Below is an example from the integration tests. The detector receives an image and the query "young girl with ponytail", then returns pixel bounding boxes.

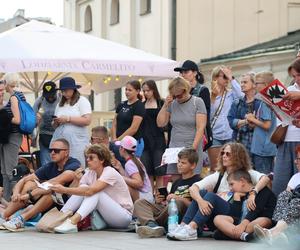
[114,136,153,203]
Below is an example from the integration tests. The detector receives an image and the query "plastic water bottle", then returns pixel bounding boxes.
[168,198,178,233]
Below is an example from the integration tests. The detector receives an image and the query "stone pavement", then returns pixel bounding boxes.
[0,228,293,250]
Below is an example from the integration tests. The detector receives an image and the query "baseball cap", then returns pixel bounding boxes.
[11,163,30,182]
[42,81,57,98]
[115,136,137,152]
[174,60,199,73]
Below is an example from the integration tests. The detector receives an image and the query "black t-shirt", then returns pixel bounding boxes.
[170,174,201,200]
[116,100,145,140]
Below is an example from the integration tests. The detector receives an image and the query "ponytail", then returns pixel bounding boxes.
[125,149,145,181]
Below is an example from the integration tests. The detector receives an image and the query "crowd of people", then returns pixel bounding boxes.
[0,56,299,247]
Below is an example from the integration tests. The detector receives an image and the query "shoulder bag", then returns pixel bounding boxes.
[270,125,288,145]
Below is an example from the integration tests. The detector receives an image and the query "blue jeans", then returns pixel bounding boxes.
[272,142,300,196]
[135,138,144,158]
[39,140,51,167]
[252,154,274,174]
[182,190,231,230]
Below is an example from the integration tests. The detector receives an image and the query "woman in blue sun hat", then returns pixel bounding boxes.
[51,77,92,167]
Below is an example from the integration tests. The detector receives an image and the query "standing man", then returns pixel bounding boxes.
[33,81,60,166]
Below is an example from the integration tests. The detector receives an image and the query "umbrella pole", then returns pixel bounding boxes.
[34,71,39,99]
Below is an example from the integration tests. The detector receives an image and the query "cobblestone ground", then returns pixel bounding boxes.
[0,228,295,250]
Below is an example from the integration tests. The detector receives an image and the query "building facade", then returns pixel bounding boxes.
[64,0,300,110]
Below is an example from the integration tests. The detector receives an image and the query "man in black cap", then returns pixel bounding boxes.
[33,81,60,167]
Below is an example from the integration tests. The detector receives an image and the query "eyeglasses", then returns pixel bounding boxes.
[86,155,97,161]
[50,148,68,154]
[255,82,266,85]
[295,158,300,161]
[221,151,231,157]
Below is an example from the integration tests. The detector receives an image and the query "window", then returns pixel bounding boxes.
[84,5,92,32]
[140,0,151,15]
[110,0,119,25]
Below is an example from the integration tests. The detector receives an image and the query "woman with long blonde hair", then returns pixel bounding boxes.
[208,66,243,172]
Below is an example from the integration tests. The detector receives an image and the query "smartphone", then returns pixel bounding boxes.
[52,115,57,119]
[81,170,85,175]
[158,187,168,198]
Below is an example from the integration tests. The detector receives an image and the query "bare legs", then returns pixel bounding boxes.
[208,147,221,172]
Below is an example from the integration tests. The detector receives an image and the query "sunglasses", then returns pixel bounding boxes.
[173,90,185,99]
[221,151,231,157]
[50,148,68,154]
[218,74,228,80]
[90,136,105,142]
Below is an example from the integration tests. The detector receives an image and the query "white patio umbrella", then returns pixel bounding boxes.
[0,20,179,97]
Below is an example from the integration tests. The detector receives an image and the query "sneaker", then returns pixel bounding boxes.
[0,217,6,230]
[136,221,165,238]
[3,216,25,232]
[172,224,198,241]
[54,218,78,234]
[166,224,184,240]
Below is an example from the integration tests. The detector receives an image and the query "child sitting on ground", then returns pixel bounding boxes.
[213,170,277,241]
[134,148,200,238]
[113,136,153,203]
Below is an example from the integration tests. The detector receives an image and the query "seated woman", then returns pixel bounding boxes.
[168,142,270,241]
[254,145,300,244]
[113,136,153,203]
[50,144,133,234]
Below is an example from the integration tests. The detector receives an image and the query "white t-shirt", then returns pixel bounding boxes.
[55,96,91,117]
[194,169,265,193]
[287,172,300,190]
[279,83,300,142]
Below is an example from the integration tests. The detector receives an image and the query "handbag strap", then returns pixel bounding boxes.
[213,173,223,193]
[211,90,227,129]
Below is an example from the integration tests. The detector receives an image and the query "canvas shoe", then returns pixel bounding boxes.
[172,224,198,241]
[54,218,78,234]
[254,224,288,245]
[3,215,25,232]
[136,221,165,238]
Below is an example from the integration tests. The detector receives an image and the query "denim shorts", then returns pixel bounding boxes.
[210,138,232,148]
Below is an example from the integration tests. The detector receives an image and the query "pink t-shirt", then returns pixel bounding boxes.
[80,167,133,213]
[125,159,152,193]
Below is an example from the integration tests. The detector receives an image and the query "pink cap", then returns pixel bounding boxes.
[115,136,137,152]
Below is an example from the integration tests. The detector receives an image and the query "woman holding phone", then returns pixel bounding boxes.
[52,77,92,167]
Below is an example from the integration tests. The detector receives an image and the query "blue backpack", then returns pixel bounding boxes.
[14,94,36,134]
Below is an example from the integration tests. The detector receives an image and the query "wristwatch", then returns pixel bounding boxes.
[249,188,257,196]
[27,190,35,203]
